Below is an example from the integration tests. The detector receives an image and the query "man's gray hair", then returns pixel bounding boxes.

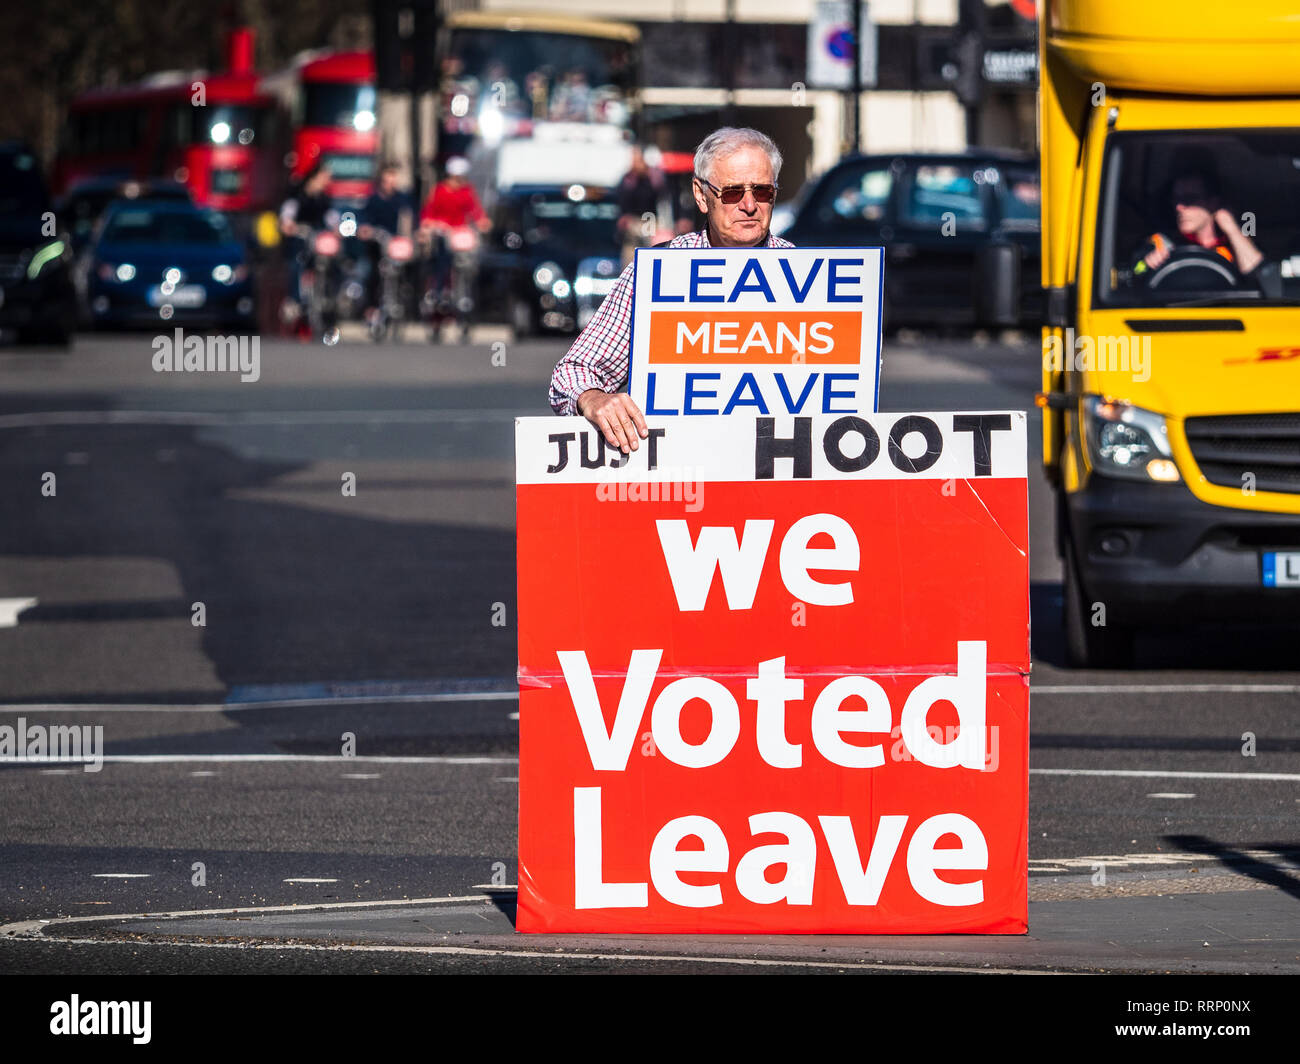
[694,127,783,185]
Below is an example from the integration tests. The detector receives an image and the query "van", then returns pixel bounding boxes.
[1038,0,1300,665]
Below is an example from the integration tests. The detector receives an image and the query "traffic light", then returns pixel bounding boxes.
[954,31,984,109]
[373,0,440,92]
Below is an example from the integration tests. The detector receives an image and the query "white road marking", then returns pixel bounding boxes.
[0,409,525,430]
[5,683,1297,712]
[188,771,217,777]
[92,873,151,879]
[6,759,1289,778]
[0,894,494,938]
[0,754,518,766]
[470,884,518,890]
[1031,768,1300,782]
[1029,850,1278,871]
[1146,792,1197,799]
[1033,683,1300,694]
[494,776,518,783]
[0,693,518,713]
[5,934,1057,974]
[227,691,519,709]
[341,773,382,779]
[0,598,37,627]
[283,879,338,884]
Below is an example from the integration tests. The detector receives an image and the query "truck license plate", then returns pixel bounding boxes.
[1262,551,1300,587]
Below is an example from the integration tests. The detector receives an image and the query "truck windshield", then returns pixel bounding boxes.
[1095,131,1300,308]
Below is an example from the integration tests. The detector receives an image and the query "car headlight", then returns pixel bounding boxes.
[27,240,67,280]
[211,264,247,284]
[97,262,135,283]
[533,261,562,290]
[1083,396,1181,482]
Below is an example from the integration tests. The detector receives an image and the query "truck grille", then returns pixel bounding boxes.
[1184,413,1300,494]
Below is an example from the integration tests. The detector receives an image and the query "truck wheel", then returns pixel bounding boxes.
[1063,539,1134,669]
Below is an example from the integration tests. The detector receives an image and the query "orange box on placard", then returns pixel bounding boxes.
[647,311,862,364]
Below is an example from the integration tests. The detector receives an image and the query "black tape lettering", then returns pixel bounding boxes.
[755,417,813,479]
[646,427,666,470]
[580,431,606,469]
[952,413,1013,477]
[546,432,575,473]
[823,415,881,472]
[887,416,943,473]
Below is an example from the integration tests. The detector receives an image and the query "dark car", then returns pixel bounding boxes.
[478,185,622,336]
[85,200,255,329]
[0,142,77,345]
[778,151,1042,329]
[56,177,192,253]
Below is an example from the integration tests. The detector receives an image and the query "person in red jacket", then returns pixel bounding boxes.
[419,156,491,314]
[419,156,490,234]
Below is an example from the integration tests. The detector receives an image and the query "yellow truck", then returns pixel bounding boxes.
[1037,0,1300,665]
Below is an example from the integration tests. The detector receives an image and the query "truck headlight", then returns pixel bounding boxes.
[1083,396,1181,482]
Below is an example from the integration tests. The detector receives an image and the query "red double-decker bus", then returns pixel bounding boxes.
[52,29,285,214]
[289,51,377,204]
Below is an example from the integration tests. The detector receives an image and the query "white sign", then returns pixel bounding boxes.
[628,246,884,417]
[807,0,877,90]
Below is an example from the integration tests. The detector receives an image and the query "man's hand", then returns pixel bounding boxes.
[1214,208,1264,274]
[1143,238,1171,270]
[577,389,648,454]
[1213,208,1239,235]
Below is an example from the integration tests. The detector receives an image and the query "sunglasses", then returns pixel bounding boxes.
[695,176,778,204]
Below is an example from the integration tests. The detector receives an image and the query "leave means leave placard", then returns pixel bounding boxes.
[628,247,884,417]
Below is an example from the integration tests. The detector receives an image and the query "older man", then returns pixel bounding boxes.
[549,127,793,453]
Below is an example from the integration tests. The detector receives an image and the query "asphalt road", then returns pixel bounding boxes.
[0,328,1297,977]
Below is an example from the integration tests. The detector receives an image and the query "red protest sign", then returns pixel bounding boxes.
[516,413,1029,933]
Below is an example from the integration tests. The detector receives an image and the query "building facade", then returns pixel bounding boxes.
[474,0,1038,194]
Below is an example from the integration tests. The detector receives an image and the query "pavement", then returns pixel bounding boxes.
[6,863,1298,974]
[1,331,1297,977]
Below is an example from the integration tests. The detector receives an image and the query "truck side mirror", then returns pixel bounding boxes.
[976,242,1021,327]
[1255,260,1284,300]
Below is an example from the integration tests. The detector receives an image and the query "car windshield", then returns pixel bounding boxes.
[191,105,265,147]
[899,163,990,230]
[524,197,619,248]
[101,208,234,245]
[443,29,635,126]
[1096,131,1300,308]
[1000,165,1040,230]
[303,82,377,131]
[817,164,893,225]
